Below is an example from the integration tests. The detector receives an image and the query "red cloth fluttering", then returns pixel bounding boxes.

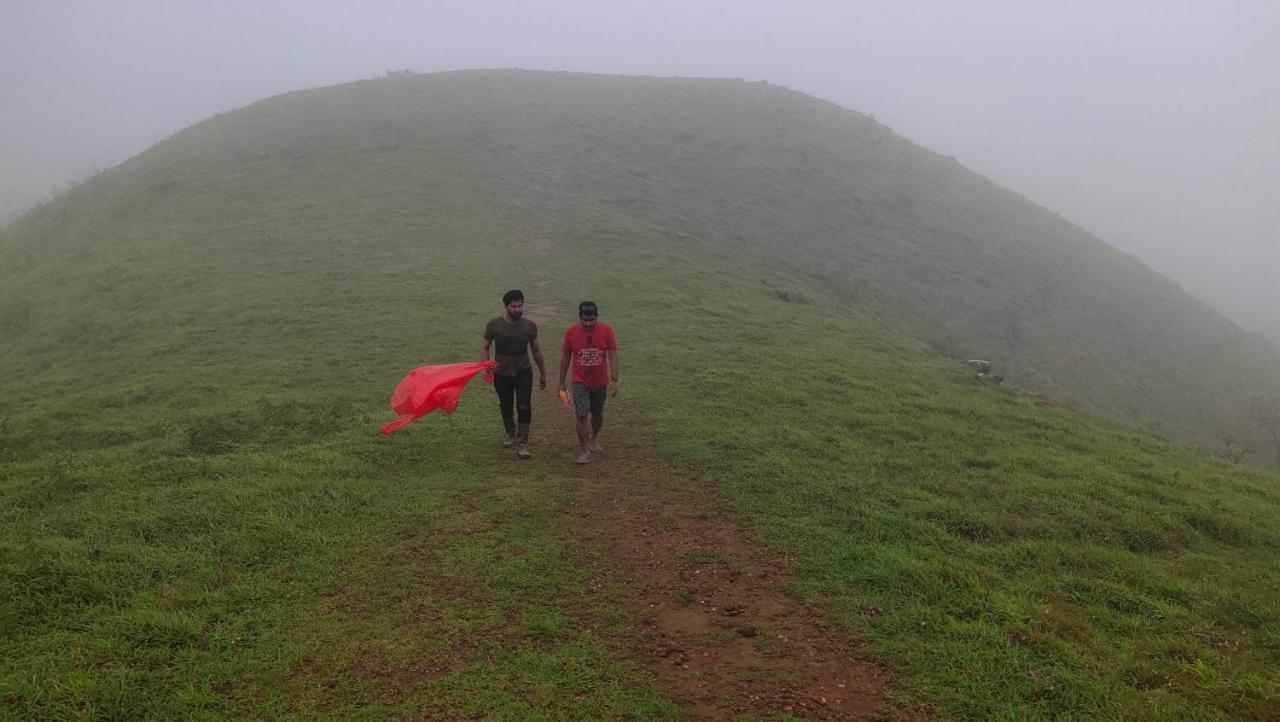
[381,361,498,435]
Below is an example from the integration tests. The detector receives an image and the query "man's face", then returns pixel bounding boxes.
[579,313,598,331]
[506,300,524,320]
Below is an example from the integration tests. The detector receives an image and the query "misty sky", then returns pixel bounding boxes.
[3,1,1277,340]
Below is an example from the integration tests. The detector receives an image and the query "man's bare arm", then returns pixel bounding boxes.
[558,348,572,390]
[608,349,620,396]
[480,337,491,363]
[530,338,548,389]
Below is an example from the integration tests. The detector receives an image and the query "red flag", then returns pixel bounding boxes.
[381,361,498,435]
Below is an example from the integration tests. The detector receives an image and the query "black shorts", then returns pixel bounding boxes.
[572,383,606,418]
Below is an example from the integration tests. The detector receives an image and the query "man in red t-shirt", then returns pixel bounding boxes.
[557,301,620,464]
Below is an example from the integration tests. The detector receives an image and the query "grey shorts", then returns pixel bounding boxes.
[572,383,607,418]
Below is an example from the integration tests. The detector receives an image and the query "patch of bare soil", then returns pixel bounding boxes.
[541,403,890,720]
[511,163,888,717]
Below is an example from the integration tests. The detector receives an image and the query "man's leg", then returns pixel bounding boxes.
[515,368,533,458]
[494,374,516,445]
[572,383,592,463]
[576,416,592,450]
[588,387,605,452]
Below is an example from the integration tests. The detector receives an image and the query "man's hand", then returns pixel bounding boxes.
[539,372,547,391]
[609,378,619,398]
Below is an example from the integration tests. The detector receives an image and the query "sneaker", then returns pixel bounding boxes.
[575,451,591,465]
[503,432,515,448]
[588,438,603,453]
[516,444,531,459]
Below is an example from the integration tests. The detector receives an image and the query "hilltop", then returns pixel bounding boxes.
[5,70,1280,455]
[2,70,1278,719]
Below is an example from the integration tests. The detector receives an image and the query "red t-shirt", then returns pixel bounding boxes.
[562,322,618,388]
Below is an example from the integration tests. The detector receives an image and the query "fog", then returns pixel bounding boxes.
[3,1,1277,340]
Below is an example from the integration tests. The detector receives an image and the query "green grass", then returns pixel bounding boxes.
[2,428,678,719]
[573,239,1280,719]
[1,220,678,719]
[6,71,1280,454]
[3,69,1280,720]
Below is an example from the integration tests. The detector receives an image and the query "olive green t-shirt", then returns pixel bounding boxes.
[484,316,538,376]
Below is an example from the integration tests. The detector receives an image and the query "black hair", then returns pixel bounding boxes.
[502,289,524,305]
[578,301,598,317]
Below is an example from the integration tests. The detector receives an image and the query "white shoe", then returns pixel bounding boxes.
[588,438,603,453]
[575,451,591,464]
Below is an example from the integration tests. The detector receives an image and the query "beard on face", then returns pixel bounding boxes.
[508,310,523,320]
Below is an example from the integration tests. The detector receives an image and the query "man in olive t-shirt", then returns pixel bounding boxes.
[481,289,546,458]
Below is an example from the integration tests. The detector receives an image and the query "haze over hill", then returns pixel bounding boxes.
[6,69,1276,458]
[3,70,1280,719]
[4,3,1279,346]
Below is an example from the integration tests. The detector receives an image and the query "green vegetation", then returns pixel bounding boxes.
[579,244,1280,719]
[1,228,677,719]
[3,70,1279,719]
[9,70,1279,453]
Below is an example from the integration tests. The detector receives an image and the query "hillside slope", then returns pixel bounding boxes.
[2,70,1279,719]
[4,70,1278,453]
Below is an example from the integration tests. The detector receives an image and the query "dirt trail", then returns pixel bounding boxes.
[510,132,888,719]
[527,403,888,721]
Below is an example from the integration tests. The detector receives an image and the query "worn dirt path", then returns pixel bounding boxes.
[542,406,886,720]
[512,134,888,719]
[521,328,888,721]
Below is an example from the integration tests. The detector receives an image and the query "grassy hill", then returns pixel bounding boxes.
[7,71,1278,458]
[2,70,1279,719]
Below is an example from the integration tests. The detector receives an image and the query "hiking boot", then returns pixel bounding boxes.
[575,451,591,465]
[517,444,531,459]
[502,432,515,448]
[588,438,603,453]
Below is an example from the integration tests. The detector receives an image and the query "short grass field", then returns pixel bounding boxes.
[1,225,681,720]
[3,71,1280,720]
[575,237,1280,719]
